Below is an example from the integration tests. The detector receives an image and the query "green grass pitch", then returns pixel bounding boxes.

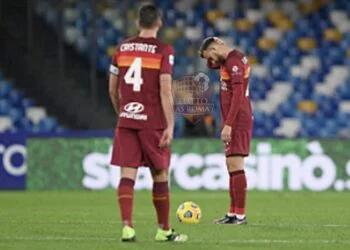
[1,191,350,250]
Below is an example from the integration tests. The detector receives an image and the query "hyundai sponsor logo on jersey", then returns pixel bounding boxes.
[0,133,26,189]
[119,102,148,120]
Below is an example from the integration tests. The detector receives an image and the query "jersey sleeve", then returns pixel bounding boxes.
[109,45,120,76]
[224,55,245,126]
[160,45,174,74]
[227,56,244,84]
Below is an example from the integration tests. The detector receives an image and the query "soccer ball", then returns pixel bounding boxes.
[176,201,202,224]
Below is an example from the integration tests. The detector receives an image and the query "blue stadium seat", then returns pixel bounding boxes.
[309,68,325,84]
[21,98,35,109]
[96,17,111,30]
[294,83,313,99]
[0,99,11,115]
[325,119,338,133]
[304,119,319,136]
[279,102,297,117]
[39,117,58,132]
[255,19,269,33]
[8,108,23,125]
[253,112,266,128]
[75,17,89,36]
[19,118,34,132]
[253,127,266,137]
[9,90,24,106]
[0,81,12,98]
[1,67,63,133]
[97,55,111,72]
[97,36,109,54]
[271,65,289,81]
[104,27,121,45]
[328,47,345,65]
[313,114,326,128]
[317,98,338,118]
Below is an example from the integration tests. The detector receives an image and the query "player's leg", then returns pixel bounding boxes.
[111,127,143,241]
[214,130,250,225]
[150,168,188,242]
[139,129,188,242]
[150,168,170,231]
[227,156,247,224]
[118,167,137,241]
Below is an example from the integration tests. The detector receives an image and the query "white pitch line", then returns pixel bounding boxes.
[3,220,350,228]
[56,220,150,224]
[3,220,149,225]
[0,236,116,242]
[1,236,350,245]
[249,223,350,228]
[228,239,350,244]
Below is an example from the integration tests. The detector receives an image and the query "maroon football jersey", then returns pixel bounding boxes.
[110,36,174,129]
[214,50,253,131]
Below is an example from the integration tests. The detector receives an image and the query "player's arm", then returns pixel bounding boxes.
[225,58,245,127]
[109,50,120,115]
[160,74,174,130]
[109,74,119,115]
[159,45,175,148]
[221,57,245,142]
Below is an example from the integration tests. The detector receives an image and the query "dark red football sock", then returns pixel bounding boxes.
[152,181,170,230]
[229,170,247,216]
[229,173,236,214]
[117,178,135,227]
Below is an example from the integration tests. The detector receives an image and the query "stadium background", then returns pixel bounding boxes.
[0,0,350,249]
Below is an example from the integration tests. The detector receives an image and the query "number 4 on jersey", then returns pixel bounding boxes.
[124,57,143,92]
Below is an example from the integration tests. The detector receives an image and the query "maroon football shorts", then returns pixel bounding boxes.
[225,130,252,157]
[111,127,170,169]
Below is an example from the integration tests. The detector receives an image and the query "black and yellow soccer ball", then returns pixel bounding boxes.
[176,201,202,224]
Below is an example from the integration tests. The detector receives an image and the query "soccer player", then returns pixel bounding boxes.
[199,37,253,224]
[109,4,187,242]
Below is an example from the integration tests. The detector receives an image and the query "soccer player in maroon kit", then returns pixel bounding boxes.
[109,4,187,242]
[199,37,253,224]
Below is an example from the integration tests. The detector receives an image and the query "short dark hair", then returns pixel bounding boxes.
[199,37,216,58]
[138,4,162,29]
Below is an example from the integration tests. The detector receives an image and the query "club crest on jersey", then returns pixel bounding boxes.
[232,65,239,72]
[120,102,148,120]
[232,65,242,77]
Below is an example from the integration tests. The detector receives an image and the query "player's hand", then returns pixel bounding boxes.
[221,125,232,143]
[208,59,220,68]
[159,127,174,148]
